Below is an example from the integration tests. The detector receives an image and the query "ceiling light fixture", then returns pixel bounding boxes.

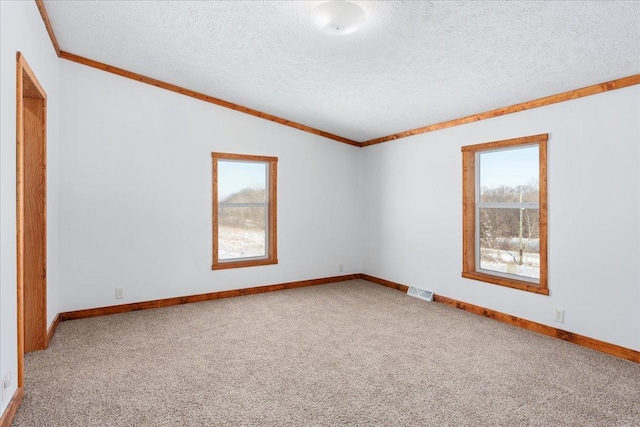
[312,1,367,36]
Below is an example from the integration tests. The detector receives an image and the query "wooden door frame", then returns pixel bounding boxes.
[16,52,48,388]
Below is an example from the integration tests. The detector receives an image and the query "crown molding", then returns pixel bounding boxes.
[361,74,640,146]
[32,0,640,148]
[35,0,60,57]
[60,51,360,146]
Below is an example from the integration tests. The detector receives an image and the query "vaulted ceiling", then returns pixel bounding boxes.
[45,1,640,143]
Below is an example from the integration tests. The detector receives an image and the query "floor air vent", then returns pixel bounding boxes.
[407,286,434,302]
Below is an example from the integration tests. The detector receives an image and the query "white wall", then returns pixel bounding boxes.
[0,0,60,415]
[58,60,363,312]
[362,85,640,351]
[48,57,640,353]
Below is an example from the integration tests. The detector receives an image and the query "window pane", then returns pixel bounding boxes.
[218,161,266,203]
[479,146,539,203]
[479,208,540,280]
[218,206,266,260]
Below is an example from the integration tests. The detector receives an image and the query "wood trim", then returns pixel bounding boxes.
[59,274,360,321]
[16,53,47,100]
[461,150,475,274]
[461,272,549,296]
[46,313,61,345]
[361,74,640,147]
[16,52,48,391]
[34,0,61,57]
[22,96,48,351]
[433,294,640,364]
[37,273,640,365]
[358,274,409,292]
[360,274,640,364]
[0,387,24,427]
[15,52,25,392]
[460,133,548,152]
[55,53,640,150]
[211,152,278,270]
[212,154,219,267]
[538,140,548,291]
[35,0,640,149]
[59,51,359,146]
[270,160,278,264]
[461,133,548,295]
[211,152,279,163]
[211,258,278,270]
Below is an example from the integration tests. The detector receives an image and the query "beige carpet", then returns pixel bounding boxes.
[13,279,640,426]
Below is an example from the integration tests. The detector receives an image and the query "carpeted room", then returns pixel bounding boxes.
[12,281,640,426]
[1,1,640,426]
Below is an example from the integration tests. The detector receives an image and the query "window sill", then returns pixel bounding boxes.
[212,258,278,270]
[461,271,549,295]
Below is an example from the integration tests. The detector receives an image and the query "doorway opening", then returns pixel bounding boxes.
[16,52,48,388]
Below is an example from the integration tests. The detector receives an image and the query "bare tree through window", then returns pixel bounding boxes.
[462,134,548,295]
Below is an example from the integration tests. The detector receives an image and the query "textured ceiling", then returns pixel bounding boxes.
[45,1,640,143]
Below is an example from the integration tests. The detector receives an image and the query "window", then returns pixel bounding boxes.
[461,134,548,295]
[212,152,278,269]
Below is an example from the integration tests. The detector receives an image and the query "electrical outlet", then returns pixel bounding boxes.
[554,308,565,323]
[339,263,344,273]
[2,372,11,402]
[115,287,124,300]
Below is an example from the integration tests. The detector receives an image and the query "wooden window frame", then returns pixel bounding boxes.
[461,134,548,295]
[212,152,278,270]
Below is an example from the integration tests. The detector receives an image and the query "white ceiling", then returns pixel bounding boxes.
[45,1,640,143]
